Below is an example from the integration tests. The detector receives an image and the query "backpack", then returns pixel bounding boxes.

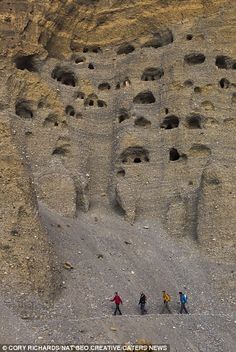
[164,293,170,302]
[140,294,146,304]
[182,294,188,304]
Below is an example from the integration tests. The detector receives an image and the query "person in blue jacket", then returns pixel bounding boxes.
[179,292,189,314]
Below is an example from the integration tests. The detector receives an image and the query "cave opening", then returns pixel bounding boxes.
[161,115,179,129]
[84,94,98,107]
[117,43,135,55]
[194,87,202,93]
[117,168,125,177]
[133,91,156,104]
[215,55,236,69]
[141,67,164,81]
[169,148,180,161]
[15,101,33,119]
[83,46,102,53]
[134,158,142,163]
[219,78,230,88]
[186,115,202,129]
[184,53,206,65]
[75,56,85,64]
[52,146,69,156]
[118,109,130,123]
[65,105,75,116]
[76,91,85,99]
[97,100,107,107]
[51,66,77,86]
[15,54,38,72]
[98,82,111,90]
[43,113,59,127]
[134,116,151,127]
[120,146,150,164]
[184,80,194,87]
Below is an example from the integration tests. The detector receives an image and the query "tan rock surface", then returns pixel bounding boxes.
[0,0,235,346]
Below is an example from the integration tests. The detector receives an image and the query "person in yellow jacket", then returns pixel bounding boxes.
[160,290,172,313]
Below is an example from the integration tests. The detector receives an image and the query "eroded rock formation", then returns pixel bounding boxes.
[0,0,235,299]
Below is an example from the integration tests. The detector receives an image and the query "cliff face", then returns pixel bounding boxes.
[0,0,235,296]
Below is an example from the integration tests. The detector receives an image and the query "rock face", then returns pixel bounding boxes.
[0,114,60,298]
[0,0,235,300]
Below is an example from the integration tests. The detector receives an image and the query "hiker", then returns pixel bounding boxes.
[179,292,189,314]
[160,290,171,313]
[111,292,122,315]
[139,292,147,314]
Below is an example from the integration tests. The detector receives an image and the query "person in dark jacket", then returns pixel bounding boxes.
[111,292,123,315]
[179,292,189,314]
[139,292,147,314]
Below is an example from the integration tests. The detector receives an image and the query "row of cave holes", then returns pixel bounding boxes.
[71,29,174,56]
[13,100,221,129]
[72,31,210,56]
[13,40,235,73]
[66,91,157,114]
[184,78,236,90]
[50,54,236,89]
[51,144,210,163]
[117,144,211,169]
[184,54,236,68]
[118,111,203,129]
[50,65,164,89]
[73,31,215,56]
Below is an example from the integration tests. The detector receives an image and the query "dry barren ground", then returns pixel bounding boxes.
[0,203,235,351]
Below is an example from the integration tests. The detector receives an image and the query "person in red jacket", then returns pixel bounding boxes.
[111,292,123,315]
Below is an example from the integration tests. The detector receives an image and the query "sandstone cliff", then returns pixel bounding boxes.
[0,0,235,301]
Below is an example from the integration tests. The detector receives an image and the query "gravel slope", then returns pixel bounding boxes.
[0,204,235,351]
